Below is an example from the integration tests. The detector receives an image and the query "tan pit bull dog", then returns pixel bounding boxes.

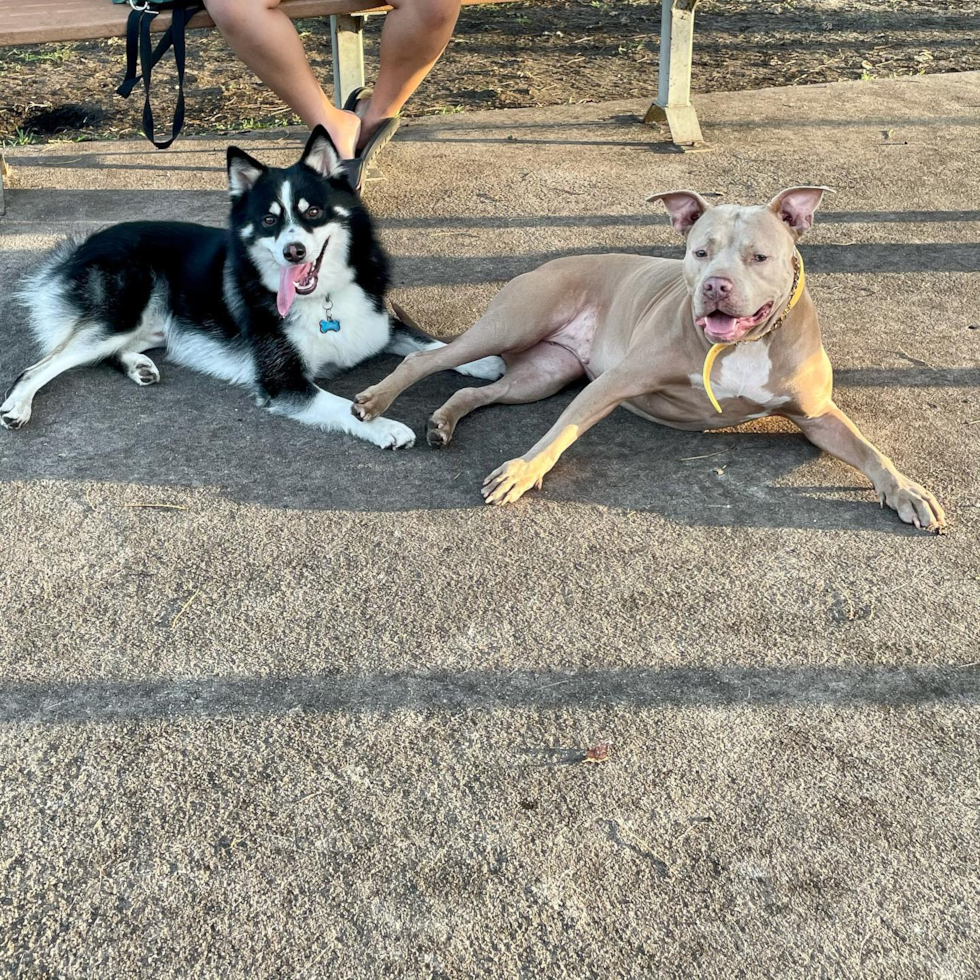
[352,186,945,530]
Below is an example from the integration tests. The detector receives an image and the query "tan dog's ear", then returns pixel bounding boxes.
[767,186,834,238]
[646,190,712,235]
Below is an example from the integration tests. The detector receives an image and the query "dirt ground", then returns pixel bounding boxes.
[1,0,978,144]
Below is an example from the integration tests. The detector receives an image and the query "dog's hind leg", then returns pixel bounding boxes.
[385,305,505,383]
[356,279,566,423]
[427,342,584,448]
[357,329,502,422]
[1,326,133,429]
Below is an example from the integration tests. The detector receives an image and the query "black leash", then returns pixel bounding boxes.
[116,1,203,150]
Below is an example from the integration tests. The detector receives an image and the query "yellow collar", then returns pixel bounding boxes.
[701,250,806,414]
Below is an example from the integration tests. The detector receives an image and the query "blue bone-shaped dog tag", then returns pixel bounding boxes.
[319,319,341,333]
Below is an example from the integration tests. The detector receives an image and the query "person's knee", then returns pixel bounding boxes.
[389,0,460,33]
[206,0,280,32]
[425,0,462,32]
[205,0,246,31]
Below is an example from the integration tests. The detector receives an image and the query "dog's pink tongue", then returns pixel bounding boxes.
[705,313,739,339]
[277,263,308,317]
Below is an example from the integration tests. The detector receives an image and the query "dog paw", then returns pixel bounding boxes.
[0,397,31,430]
[351,386,393,422]
[126,354,160,386]
[456,355,505,381]
[481,456,549,505]
[426,413,457,448]
[880,478,946,531]
[365,417,415,450]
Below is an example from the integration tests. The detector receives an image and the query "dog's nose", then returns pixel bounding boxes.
[702,276,734,297]
[283,242,306,262]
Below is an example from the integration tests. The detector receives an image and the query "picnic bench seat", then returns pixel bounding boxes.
[0,0,705,214]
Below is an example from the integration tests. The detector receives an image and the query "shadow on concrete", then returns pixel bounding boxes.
[0,225,973,527]
[389,244,980,285]
[6,184,980,226]
[2,665,977,725]
[3,218,978,280]
[392,210,980,228]
[834,367,980,387]
[0,348,961,531]
[3,136,669,174]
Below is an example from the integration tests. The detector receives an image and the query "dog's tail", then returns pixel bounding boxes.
[390,301,438,341]
[387,301,443,355]
[14,235,86,354]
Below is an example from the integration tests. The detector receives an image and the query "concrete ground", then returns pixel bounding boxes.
[0,72,978,978]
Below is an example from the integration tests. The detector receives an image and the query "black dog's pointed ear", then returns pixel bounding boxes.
[227,147,267,198]
[301,125,344,179]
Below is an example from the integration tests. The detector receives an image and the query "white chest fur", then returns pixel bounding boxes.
[688,337,790,409]
[284,283,391,376]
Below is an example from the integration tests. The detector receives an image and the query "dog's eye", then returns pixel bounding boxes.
[755,253,768,263]
[306,206,321,219]
[262,214,277,227]
[694,249,708,259]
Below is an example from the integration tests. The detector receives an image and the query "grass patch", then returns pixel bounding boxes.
[1,128,37,147]
[5,44,76,64]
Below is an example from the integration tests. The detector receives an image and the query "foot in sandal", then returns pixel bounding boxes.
[327,107,363,160]
[340,86,400,194]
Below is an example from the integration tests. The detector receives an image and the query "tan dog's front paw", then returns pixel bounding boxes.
[351,386,393,422]
[482,457,549,505]
[880,478,946,531]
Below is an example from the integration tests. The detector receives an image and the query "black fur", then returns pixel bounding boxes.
[57,220,238,339]
[5,127,496,443]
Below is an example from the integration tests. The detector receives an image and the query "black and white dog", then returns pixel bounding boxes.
[1,126,503,446]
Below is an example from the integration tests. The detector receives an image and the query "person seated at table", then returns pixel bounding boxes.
[204,0,460,187]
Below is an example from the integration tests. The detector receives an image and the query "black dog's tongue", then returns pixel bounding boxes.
[278,263,312,317]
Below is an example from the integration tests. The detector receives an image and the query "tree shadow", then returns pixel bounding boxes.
[0,343,954,535]
[2,664,977,726]
[0,219,970,532]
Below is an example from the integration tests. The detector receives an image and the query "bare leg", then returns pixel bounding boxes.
[791,402,945,529]
[428,342,583,447]
[205,0,361,158]
[482,366,649,505]
[357,0,462,147]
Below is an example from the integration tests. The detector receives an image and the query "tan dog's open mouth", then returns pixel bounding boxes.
[696,302,773,343]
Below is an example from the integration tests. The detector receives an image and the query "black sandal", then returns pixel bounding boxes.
[342,86,372,115]
[341,116,401,194]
